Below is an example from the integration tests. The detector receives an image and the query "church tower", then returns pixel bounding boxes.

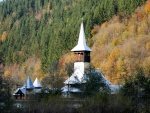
[71,22,92,74]
[62,22,121,96]
[62,22,92,96]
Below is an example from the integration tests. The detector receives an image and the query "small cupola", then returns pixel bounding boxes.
[33,78,42,88]
[22,76,34,90]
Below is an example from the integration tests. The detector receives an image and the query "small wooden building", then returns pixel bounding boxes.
[13,77,43,100]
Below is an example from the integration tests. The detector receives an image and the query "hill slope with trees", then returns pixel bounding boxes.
[91,1,150,84]
[0,0,147,85]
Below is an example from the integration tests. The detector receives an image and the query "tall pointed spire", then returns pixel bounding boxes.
[71,22,92,52]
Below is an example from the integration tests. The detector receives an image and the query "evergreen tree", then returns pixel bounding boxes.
[0,0,147,73]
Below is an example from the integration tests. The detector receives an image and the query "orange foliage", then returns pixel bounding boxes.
[145,0,150,14]
[101,48,120,80]
[58,52,74,69]
[3,63,21,81]
[1,31,6,42]
[100,21,108,29]
[3,56,46,85]
[59,58,65,67]
[90,1,150,84]
[137,12,144,20]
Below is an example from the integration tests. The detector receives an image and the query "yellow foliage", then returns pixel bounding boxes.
[122,30,129,40]
[1,31,6,42]
[116,73,121,79]
[143,57,150,76]
[58,52,74,69]
[96,35,107,45]
[33,70,44,80]
[64,6,68,11]
[102,48,121,79]
[47,3,51,11]
[90,1,150,84]
[34,60,41,71]
[137,18,149,34]
[128,25,135,35]
[146,41,150,50]
[112,38,120,46]
[108,48,120,62]
[117,58,124,71]
[91,25,100,35]
[4,70,11,77]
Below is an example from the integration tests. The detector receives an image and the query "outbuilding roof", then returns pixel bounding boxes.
[13,88,26,95]
[33,78,42,88]
[22,76,34,90]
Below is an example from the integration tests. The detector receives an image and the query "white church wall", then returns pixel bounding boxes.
[74,62,90,74]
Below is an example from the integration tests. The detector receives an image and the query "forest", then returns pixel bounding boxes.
[0,0,148,85]
[1,0,150,112]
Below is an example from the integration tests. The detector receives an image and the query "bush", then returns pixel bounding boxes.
[79,92,133,113]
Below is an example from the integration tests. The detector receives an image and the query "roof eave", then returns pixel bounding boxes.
[71,45,92,52]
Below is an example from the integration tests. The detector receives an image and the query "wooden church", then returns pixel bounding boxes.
[13,76,43,100]
[61,22,92,97]
[61,22,121,97]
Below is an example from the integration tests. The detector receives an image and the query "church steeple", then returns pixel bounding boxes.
[71,22,92,63]
[71,22,92,52]
[61,21,93,96]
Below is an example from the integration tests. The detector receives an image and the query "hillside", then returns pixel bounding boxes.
[62,1,150,84]
[91,1,150,84]
[61,1,150,84]
[0,0,147,85]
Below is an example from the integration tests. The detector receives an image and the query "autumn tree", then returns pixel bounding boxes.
[145,0,150,14]
[80,68,109,97]
[0,0,147,86]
